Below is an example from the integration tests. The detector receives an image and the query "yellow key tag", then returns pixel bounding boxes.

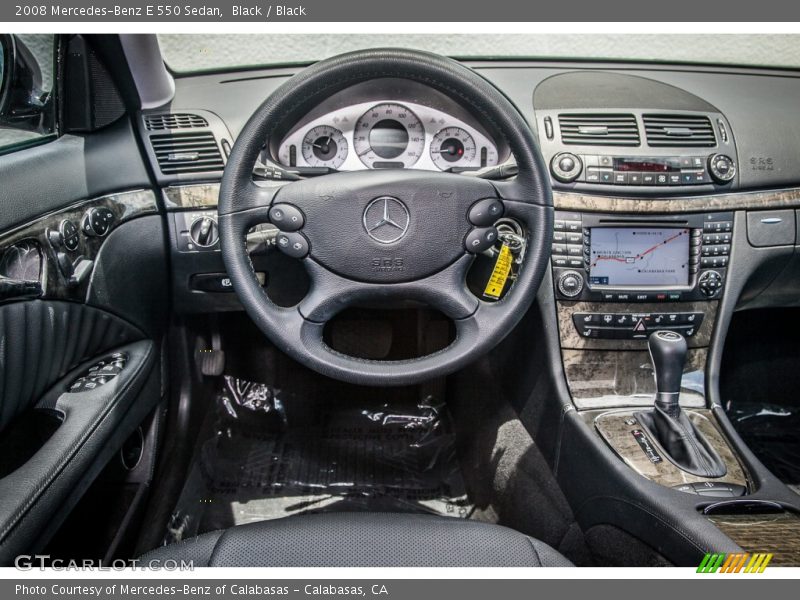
[483,244,513,300]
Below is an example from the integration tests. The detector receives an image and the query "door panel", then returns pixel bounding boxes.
[0,36,168,562]
[0,300,143,431]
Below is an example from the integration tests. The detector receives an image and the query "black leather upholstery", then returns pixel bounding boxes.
[635,405,727,478]
[0,338,159,564]
[0,300,142,432]
[141,513,574,567]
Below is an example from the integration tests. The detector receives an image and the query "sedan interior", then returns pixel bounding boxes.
[0,33,799,568]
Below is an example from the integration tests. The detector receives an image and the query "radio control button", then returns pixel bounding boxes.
[567,258,584,268]
[701,256,729,268]
[565,220,582,232]
[557,271,584,298]
[553,231,567,243]
[699,270,723,298]
[550,152,583,183]
[708,154,736,183]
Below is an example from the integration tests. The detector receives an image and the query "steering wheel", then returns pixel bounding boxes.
[219,49,552,386]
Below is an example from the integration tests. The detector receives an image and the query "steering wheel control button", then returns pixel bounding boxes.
[82,207,115,237]
[708,154,736,183]
[269,204,305,231]
[276,232,310,258]
[468,198,505,226]
[557,270,584,298]
[189,216,220,248]
[550,152,583,183]
[465,227,499,254]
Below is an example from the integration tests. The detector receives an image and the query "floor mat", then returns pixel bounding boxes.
[165,376,473,544]
[728,402,800,495]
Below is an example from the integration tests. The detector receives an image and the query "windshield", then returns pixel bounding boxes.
[158,34,800,73]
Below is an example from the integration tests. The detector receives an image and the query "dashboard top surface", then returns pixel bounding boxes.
[159,59,800,192]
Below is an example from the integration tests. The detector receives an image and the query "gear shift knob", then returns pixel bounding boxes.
[648,330,687,414]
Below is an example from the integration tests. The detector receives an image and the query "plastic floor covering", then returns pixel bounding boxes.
[165,376,473,543]
[728,402,800,496]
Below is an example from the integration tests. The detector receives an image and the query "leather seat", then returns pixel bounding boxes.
[140,512,573,567]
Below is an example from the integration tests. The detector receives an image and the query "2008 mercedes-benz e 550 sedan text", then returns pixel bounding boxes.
[0,33,798,567]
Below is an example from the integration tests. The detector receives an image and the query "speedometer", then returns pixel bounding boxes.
[300,125,348,169]
[430,127,477,170]
[353,103,424,168]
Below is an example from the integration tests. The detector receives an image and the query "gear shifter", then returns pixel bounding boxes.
[650,330,687,417]
[635,331,727,478]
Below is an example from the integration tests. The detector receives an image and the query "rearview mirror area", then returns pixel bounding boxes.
[0,34,55,151]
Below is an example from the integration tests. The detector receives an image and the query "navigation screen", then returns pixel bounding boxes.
[588,227,690,287]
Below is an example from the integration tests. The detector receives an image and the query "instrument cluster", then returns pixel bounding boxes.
[276,100,500,172]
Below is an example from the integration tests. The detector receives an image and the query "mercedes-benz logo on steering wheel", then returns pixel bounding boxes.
[363,197,410,244]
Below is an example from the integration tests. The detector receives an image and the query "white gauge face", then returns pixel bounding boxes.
[430,127,478,170]
[300,125,348,169]
[353,103,425,168]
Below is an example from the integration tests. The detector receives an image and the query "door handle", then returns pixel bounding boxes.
[0,277,42,301]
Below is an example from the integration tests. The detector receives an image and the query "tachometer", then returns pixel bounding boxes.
[353,103,424,168]
[301,125,348,169]
[430,127,478,170]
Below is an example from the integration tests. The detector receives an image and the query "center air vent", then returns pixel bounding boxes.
[643,114,716,147]
[150,131,225,175]
[558,114,640,146]
[144,113,209,131]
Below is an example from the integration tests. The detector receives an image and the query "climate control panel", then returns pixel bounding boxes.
[572,311,704,340]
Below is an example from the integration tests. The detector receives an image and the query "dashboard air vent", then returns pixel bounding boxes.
[150,131,224,174]
[558,114,640,146]
[144,113,209,131]
[643,114,716,147]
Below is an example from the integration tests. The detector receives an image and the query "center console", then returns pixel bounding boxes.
[550,207,742,493]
